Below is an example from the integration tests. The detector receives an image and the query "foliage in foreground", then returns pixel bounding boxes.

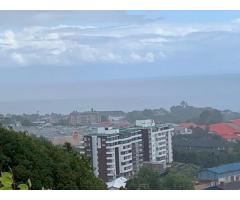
[0,127,106,190]
[0,171,31,190]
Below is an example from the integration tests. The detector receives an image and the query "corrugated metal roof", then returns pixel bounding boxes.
[207,162,240,174]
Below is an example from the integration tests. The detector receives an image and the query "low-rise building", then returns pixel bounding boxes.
[198,162,240,187]
[170,123,192,135]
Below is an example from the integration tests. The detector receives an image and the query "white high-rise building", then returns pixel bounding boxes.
[80,120,174,182]
[136,120,174,166]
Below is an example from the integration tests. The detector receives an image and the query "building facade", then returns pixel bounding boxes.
[83,127,143,182]
[69,110,101,126]
[198,162,240,187]
[81,120,174,182]
[136,120,174,166]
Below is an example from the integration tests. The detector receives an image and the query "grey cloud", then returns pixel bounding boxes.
[0,11,156,30]
[0,12,240,72]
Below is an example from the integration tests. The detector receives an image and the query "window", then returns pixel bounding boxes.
[121,160,132,165]
[124,166,132,171]
[124,155,131,160]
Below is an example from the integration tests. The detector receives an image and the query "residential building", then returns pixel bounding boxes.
[98,111,125,119]
[179,119,240,141]
[170,123,192,135]
[209,122,240,141]
[136,120,174,167]
[81,119,174,182]
[69,110,101,126]
[82,127,143,182]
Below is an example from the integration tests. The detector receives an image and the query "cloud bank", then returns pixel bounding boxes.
[0,11,240,77]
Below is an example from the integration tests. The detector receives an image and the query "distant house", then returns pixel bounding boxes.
[198,162,240,187]
[171,123,192,135]
[180,119,240,141]
[231,119,240,126]
[209,122,240,141]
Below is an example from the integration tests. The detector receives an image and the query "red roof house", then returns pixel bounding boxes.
[209,123,240,140]
[231,119,240,126]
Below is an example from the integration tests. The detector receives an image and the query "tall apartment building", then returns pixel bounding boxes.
[81,120,174,182]
[83,127,143,182]
[69,110,101,126]
[136,120,174,166]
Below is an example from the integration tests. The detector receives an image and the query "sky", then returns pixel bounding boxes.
[1,11,240,114]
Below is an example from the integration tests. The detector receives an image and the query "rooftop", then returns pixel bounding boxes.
[86,127,141,136]
[209,123,240,140]
[206,162,240,174]
[81,122,174,137]
[231,119,240,126]
[107,177,127,189]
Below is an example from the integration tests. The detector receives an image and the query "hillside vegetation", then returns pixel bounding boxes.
[0,127,106,190]
[126,101,240,124]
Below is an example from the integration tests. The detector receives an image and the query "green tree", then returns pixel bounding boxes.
[197,109,223,124]
[0,171,30,190]
[126,166,161,190]
[161,173,193,190]
[0,127,106,190]
[126,166,194,190]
